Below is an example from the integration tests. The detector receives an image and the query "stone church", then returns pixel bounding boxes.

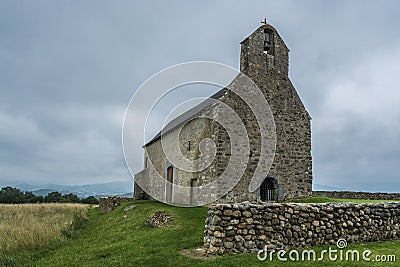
[134,23,312,204]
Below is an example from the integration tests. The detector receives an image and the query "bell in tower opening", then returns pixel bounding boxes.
[263,28,273,54]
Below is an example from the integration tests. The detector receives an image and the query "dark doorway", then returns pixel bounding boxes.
[190,178,197,206]
[260,177,277,202]
[166,166,173,203]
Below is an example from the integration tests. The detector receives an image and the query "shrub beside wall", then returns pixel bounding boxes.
[204,202,400,254]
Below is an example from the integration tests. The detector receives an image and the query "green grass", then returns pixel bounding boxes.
[4,200,400,266]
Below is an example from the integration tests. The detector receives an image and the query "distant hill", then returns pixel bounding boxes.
[1,181,133,198]
[312,183,343,191]
[30,188,55,196]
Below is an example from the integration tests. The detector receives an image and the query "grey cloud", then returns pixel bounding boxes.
[0,0,399,191]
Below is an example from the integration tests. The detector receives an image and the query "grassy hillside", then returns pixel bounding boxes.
[3,200,400,266]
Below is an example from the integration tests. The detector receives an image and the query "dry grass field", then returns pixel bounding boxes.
[0,203,90,255]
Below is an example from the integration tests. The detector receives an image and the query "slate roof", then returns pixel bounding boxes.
[144,88,227,146]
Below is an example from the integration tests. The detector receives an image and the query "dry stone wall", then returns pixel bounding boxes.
[204,202,400,254]
[99,197,135,213]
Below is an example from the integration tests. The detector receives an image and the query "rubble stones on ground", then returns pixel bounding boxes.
[147,210,173,228]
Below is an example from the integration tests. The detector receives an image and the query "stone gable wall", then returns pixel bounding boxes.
[238,24,313,201]
[204,202,400,254]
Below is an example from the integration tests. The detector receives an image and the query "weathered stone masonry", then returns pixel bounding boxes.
[204,202,400,254]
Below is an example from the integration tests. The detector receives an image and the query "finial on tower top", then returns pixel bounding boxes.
[261,18,267,25]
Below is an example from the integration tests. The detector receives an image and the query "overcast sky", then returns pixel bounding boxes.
[1,1,399,191]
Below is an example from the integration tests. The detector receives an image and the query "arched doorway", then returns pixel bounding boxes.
[190,178,197,206]
[166,166,173,203]
[260,177,278,202]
